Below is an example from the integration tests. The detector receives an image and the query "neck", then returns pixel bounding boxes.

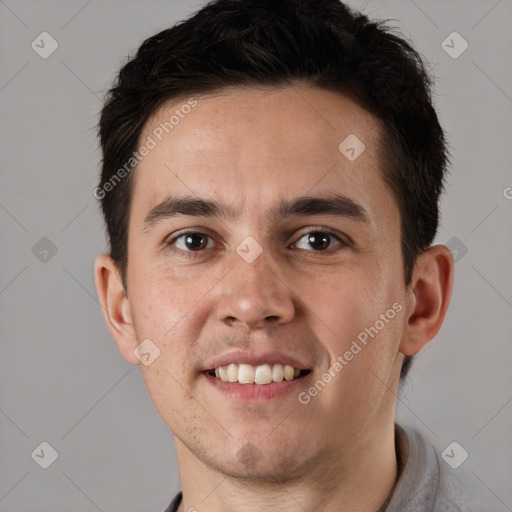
[175,415,398,512]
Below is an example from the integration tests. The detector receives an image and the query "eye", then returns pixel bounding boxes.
[166,228,347,256]
[293,230,345,251]
[168,231,215,252]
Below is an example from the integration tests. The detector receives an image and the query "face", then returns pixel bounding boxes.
[121,85,412,479]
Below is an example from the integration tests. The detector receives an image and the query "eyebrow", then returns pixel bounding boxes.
[143,194,370,230]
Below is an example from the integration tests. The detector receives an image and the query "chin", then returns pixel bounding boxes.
[199,444,315,483]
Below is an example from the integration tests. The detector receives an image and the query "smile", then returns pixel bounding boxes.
[206,363,311,385]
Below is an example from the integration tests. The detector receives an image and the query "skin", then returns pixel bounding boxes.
[95,84,454,512]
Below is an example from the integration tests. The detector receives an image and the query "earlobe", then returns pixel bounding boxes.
[94,253,140,365]
[399,245,454,356]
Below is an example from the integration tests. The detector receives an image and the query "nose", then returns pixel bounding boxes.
[215,246,296,330]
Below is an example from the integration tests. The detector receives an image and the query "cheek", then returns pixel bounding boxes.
[297,265,378,338]
[128,259,228,389]
[129,254,216,337]
[302,259,403,374]
[139,361,201,437]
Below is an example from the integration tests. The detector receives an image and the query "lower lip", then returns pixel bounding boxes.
[202,372,309,401]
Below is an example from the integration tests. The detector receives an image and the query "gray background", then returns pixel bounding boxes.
[0,0,511,511]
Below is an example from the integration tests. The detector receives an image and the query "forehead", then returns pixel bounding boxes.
[131,85,397,228]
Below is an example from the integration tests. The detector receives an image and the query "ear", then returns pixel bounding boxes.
[94,253,140,364]
[399,244,454,356]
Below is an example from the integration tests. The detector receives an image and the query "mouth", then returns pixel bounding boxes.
[201,351,314,401]
[204,363,312,385]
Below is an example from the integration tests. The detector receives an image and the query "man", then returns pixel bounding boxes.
[93,1,480,510]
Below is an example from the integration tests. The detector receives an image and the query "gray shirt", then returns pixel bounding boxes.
[163,424,485,512]
[385,424,482,511]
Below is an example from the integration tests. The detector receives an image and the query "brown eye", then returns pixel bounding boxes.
[184,233,208,250]
[170,232,214,252]
[294,231,344,251]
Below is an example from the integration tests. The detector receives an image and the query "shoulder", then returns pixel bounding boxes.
[386,425,491,512]
[162,491,182,512]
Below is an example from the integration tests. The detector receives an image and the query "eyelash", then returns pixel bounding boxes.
[165,228,349,258]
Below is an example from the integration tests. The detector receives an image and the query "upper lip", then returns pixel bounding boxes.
[202,350,312,371]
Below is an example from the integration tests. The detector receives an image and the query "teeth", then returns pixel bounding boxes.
[227,363,238,382]
[238,364,255,384]
[254,364,272,384]
[210,363,305,385]
[218,366,228,382]
[272,364,284,382]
